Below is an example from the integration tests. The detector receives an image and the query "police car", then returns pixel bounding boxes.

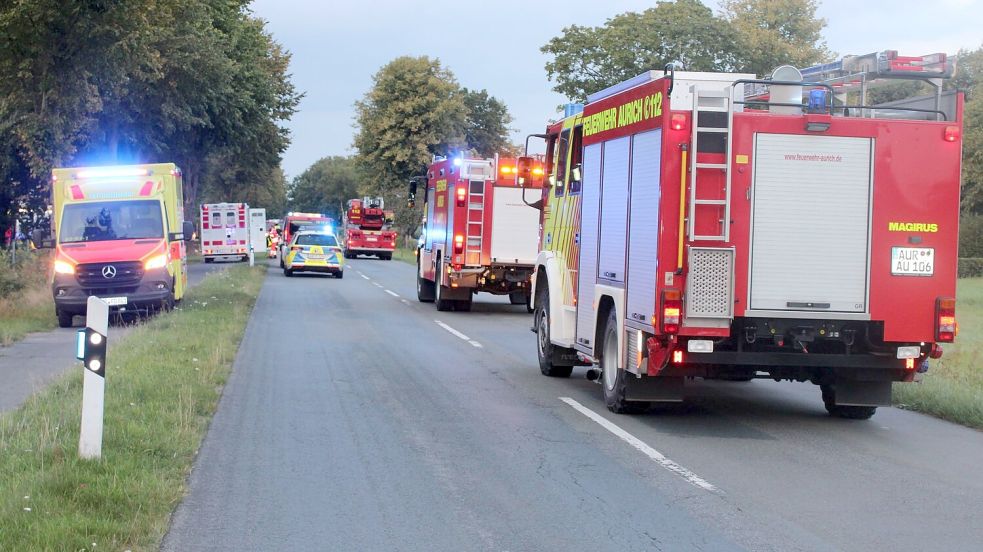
[283,230,344,278]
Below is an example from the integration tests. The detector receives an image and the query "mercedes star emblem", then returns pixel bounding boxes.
[102,265,117,279]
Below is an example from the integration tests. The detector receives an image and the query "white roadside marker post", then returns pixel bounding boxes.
[78,296,108,460]
[248,244,255,266]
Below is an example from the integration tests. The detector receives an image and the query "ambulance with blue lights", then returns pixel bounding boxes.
[525,51,962,419]
[47,163,194,327]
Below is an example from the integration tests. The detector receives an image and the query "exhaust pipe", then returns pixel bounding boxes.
[585,368,600,381]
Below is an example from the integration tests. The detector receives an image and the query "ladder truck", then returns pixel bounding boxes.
[343,196,397,260]
[524,51,962,419]
[410,154,544,312]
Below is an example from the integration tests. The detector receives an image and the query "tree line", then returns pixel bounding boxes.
[0,0,300,239]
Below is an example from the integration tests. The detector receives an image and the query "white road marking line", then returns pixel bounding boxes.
[559,397,720,493]
[400,299,410,304]
[373,282,383,288]
[435,320,470,341]
[469,340,483,348]
[360,274,370,280]
[385,290,399,297]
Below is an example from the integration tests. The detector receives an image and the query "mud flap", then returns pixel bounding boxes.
[834,380,892,407]
[625,375,685,403]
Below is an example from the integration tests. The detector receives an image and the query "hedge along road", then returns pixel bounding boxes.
[163,257,983,552]
[0,259,232,414]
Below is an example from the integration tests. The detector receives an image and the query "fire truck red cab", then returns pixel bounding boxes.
[413,154,544,311]
[529,52,962,419]
[277,212,334,267]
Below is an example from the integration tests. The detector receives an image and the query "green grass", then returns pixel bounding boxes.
[0,264,266,550]
[893,278,983,429]
[391,247,417,265]
[0,251,57,345]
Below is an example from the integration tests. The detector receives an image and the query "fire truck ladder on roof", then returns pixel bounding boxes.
[688,88,733,242]
[466,182,484,266]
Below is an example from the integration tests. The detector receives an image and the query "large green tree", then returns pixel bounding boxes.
[462,88,513,157]
[721,0,831,77]
[542,0,830,102]
[288,157,362,220]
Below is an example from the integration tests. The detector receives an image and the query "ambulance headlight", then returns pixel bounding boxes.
[144,254,168,270]
[54,259,75,274]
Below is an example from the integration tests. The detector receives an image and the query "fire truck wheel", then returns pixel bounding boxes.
[417,258,435,302]
[435,261,454,311]
[602,309,648,414]
[509,291,529,306]
[821,384,877,419]
[56,309,74,328]
[536,290,573,378]
[383,253,392,261]
[455,298,472,312]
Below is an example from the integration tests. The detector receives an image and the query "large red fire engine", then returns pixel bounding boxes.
[411,154,544,311]
[343,196,397,260]
[525,51,962,419]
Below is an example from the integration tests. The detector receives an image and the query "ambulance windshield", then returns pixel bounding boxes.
[60,200,164,243]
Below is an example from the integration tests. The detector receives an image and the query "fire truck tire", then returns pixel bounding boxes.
[455,298,472,312]
[382,253,392,261]
[509,291,529,306]
[535,290,573,378]
[821,384,877,420]
[417,259,435,302]
[435,261,454,311]
[602,309,648,414]
[56,309,74,328]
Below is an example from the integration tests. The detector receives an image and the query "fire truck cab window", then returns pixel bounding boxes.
[569,126,584,195]
[555,129,570,197]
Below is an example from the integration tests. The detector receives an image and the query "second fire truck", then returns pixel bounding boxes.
[411,155,543,311]
[343,196,397,260]
[524,51,962,419]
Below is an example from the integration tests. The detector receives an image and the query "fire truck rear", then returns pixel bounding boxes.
[528,51,962,419]
[343,196,397,260]
[412,155,543,312]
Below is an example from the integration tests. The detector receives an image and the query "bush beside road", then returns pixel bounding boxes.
[0,264,265,550]
[0,251,56,346]
[894,278,983,429]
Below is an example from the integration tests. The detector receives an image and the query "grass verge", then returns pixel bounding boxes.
[894,277,983,429]
[0,251,56,346]
[0,264,266,550]
[391,247,416,265]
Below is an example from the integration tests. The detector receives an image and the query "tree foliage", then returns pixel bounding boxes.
[288,157,362,220]
[0,0,300,237]
[542,0,830,101]
[462,88,513,157]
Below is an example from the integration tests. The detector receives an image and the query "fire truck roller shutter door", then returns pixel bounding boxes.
[597,136,630,284]
[576,143,604,349]
[626,129,663,331]
[749,134,873,314]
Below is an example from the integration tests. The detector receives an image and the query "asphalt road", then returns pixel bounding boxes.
[0,259,228,414]
[163,257,983,552]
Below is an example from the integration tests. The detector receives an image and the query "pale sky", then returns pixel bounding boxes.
[249,0,983,179]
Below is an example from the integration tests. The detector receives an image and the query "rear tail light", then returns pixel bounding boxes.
[670,113,687,131]
[456,186,466,207]
[905,358,916,371]
[454,234,464,254]
[661,290,681,335]
[936,297,956,342]
[672,350,684,364]
[944,126,960,142]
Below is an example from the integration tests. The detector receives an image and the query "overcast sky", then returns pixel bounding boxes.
[249,0,983,179]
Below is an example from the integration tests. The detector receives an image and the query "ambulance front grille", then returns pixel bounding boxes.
[686,248,734,319]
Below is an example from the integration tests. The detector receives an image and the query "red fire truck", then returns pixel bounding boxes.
[411,155,544,311]
[343,196,397,260]
[526,51,962,419]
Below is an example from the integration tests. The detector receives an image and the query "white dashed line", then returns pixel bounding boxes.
[400,299,409,304]
[435,320,471,341]
[385,290,399,298]
[559,397,720,493]
[360,274,370,280]
[373,282,383,288]
[469,340,483,348]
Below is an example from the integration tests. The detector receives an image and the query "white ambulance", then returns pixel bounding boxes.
[200,202,250,263]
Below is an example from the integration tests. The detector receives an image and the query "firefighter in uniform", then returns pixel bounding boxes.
[267,224,280,258]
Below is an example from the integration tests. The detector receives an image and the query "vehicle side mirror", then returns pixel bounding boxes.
[516,156,545,188]
[571,164,582,185]
[407,180,418,208]
[30,229,52,249]
[183,220,195,241]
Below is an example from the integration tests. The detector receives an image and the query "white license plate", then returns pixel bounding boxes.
[891,247,934,276]
[306,254,325,260]
[367,236,377,241]
[99,296,128,306]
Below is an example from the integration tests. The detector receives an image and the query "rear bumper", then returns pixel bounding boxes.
[348,247,394,253]
[289,263,341,273]
[52,267,173,314]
